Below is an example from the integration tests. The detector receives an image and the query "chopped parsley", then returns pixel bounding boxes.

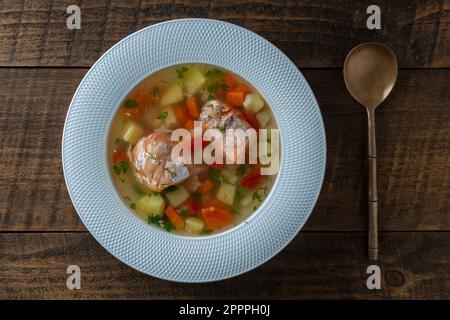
[218,126,225,133]
[201,229,213,235]
[165,167,176,178]
[114,138,121,145]
[176,66,189,79]
[147,214,174,232]
[132,184,144,195]
[130,202,136,209]
[235,187,243,202]
[252,190,263,202]
[236,165,249,177]
[112,164,121,176]
[156,111,168,121]
[124,99,138,109]
[207,94,215,101]
[180,209,190,218]
[208,167,222,183]
[151,86,160,96]
[123,195,132,202]
[206,81,228,94]
[205,68,224,78]
[119,160,129,174]
[164,185,178,193]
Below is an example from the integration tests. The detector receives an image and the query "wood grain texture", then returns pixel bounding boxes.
[0,68,448,232]
[0,0,449,67]
[0,232,448,299]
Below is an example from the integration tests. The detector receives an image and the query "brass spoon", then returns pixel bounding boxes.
[343,42,398,260]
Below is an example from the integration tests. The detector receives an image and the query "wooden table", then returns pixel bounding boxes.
[0,1,449,299]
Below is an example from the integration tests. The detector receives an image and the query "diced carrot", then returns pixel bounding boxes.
[174,103,193,125]
[123,89,153,119]
[226,90,245,107]
[186,96,200,118]
[186,197,201,214]
[189,137,210,153]
[201,206,233,230]
[203,199,231,211]
[241,167,265,190]
[196,179,214,194]
[134,89,152,109]
[165,206,185,230]
[184,119,195,130]
[242,110,260,130]
[210,162,224,170]
[223,73,236,90]
[113,148,127,164]
[232,84,250,95]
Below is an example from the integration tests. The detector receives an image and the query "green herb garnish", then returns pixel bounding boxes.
[252,190,263,202]
[201,229,213,235]
[236,165,249,177]
[147,214,174,232]
[165,167,176,178]
[119,160,129,174]
[113,164,121,176]
[205,68,224,78]
[124,99,138,109]
[207,94,215,101]
[151,86,160,96]
[156,111,168,121]
[164,185,178,193]
[115,138,121,145]
[130,203,136,209]
[180,209,190,218]
[208,167,221,183]
[176,66,188,79]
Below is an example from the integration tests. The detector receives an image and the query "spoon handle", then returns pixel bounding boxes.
[367,108,378,260]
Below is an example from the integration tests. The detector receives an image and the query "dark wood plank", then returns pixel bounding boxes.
[0,232,448,299]
[0,0,449,67]
[0,68,448,231]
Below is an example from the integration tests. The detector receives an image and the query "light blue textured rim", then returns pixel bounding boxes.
[62,19,326,283]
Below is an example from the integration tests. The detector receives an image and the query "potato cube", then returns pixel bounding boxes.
[151,106,177,129]
[136,193,166,218]
[216,183,236,206]
[184,217,204,234]
[165,185,189,207]
[121,121,144,144]
[161,83,184,106]
[256,110,270,127]
[243,94,264,114]
[184,68,206,94]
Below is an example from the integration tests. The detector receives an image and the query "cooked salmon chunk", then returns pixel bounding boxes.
[129,131,189,192]
[199,100,251,163]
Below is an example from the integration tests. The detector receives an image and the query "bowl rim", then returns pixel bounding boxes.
[62,18,327,283]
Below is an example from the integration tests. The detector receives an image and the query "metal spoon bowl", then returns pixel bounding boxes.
[343,42,398,260]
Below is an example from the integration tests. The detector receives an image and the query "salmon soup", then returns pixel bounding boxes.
[109,64,279,236]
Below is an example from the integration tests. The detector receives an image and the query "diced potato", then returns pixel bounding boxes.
[239,194,253,208]
[160,83,184,106]
[136,193,166,218]
[165,185,189,207]
[184,217,204,234]
[216,183,236,206]
[243,93,264,114]
[183,68,206,94]
[221,169,238,184]
[256,110,270,127]
[199,90,210,104]
[121,121,144,144]
[151,106,177,129]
